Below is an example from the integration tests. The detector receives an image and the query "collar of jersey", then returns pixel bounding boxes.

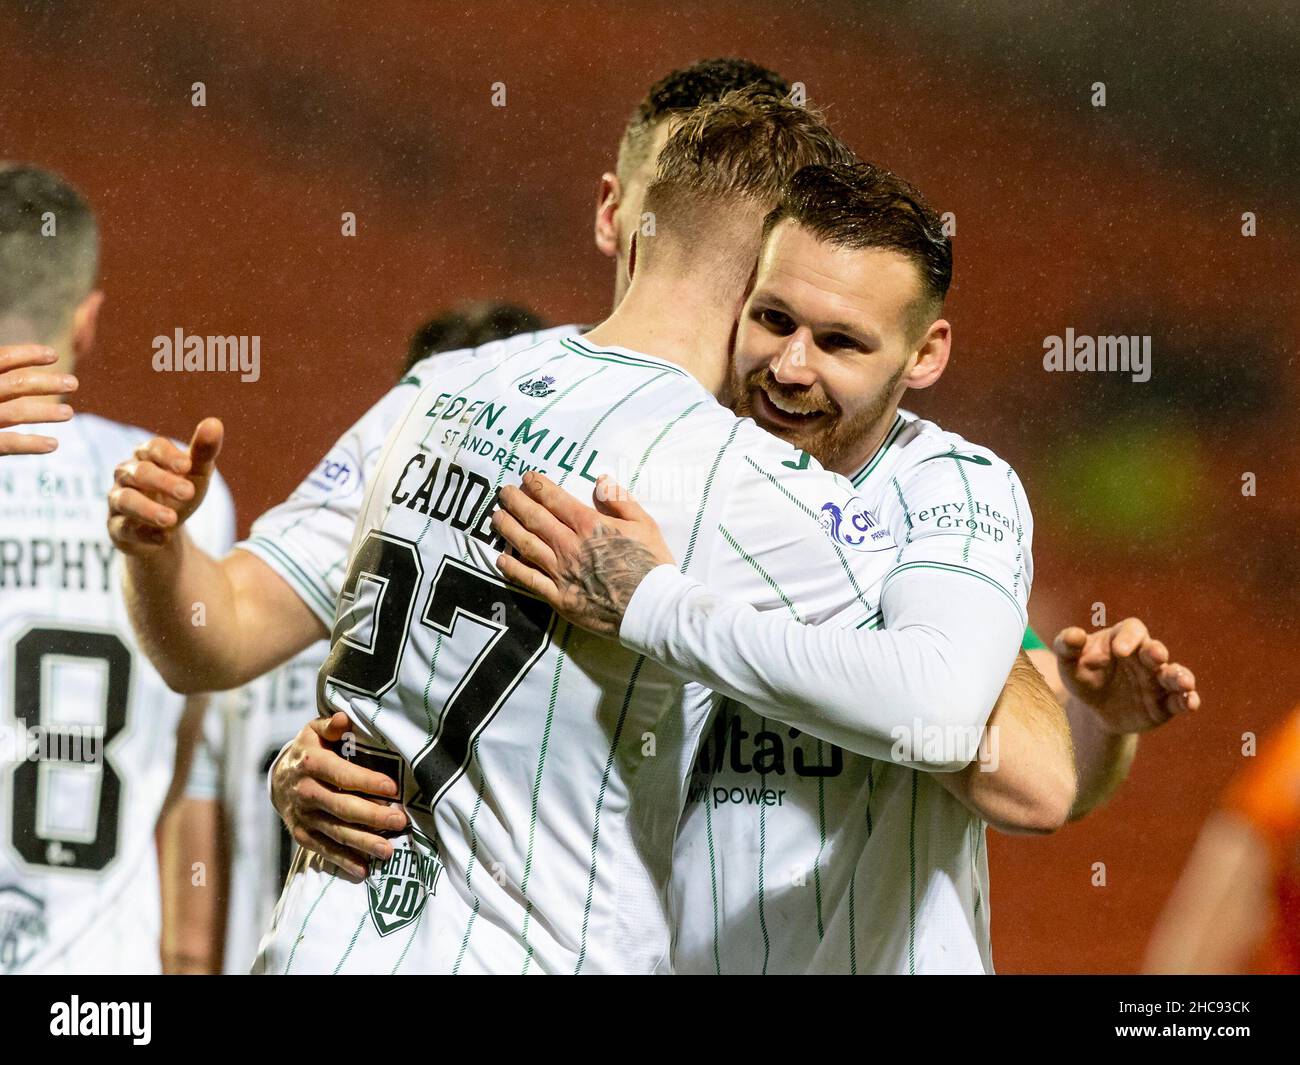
[849,411,910,486]
[560,335,690,378]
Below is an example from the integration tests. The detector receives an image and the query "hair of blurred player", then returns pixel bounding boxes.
[616,57,791,186]
[0,163,101,354]
[764,162,952,342]
[404,300,550,373]
[636,86,855,298]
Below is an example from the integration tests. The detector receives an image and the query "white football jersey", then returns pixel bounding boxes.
[0,412,235,974]
[185,641,328,974]
[237,326,580,631]
[255,332,902,974]
[670,409,1033,974]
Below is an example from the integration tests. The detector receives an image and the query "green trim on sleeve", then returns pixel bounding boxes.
[237,535,336,627]
[881,560,1027,626]
[1021,627,1047,651]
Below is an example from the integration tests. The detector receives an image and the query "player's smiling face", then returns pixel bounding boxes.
[730,220,940,474]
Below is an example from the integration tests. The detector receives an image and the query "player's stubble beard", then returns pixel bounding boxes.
[729,361,905,473]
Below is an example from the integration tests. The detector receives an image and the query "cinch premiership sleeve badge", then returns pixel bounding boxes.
[818,495,893,553]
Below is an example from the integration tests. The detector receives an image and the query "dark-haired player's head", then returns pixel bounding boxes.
[731,162,953,474]
[0,163,102,370]
[405,301,549,373]
[627,88,854,315]
[595,58,791,305]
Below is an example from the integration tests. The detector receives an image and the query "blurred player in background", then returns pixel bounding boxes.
[404,302,548,371]
[0,164,81,457]
[1144,705,1300,974]
[162,301,550,974]
[0,164,234,974]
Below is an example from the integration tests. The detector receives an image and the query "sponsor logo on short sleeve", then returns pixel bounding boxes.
[819,496,893,552]
[306,453,356,495]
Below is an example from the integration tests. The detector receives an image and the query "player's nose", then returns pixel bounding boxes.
[770,328,819,387]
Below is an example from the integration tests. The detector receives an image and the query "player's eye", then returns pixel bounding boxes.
[820,333,861,352]
[757,308,794,334]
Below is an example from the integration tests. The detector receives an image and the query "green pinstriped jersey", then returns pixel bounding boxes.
[254,333,900,974]
[671,409,1033,974]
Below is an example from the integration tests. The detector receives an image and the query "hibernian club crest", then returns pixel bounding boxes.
[518,375,556,398]
[366,829,444,937]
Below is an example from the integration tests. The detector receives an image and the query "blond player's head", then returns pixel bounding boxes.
[626,87,855,307]
[595,58,792,306]
[0,163,102,369]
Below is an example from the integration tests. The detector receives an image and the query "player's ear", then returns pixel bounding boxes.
[71,289,105,363]
[903,318,950,392]
[594,172,621,259]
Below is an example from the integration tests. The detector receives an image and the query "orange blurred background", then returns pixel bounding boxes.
[2,0,1296,972]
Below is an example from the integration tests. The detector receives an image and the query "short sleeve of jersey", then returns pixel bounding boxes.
[703,435,896,628]
[875,426,1033,628]
[237,380,421,627]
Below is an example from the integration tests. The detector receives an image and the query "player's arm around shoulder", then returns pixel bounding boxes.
[875,433,1075,828]
[942,650,1077,834]
[622,433,1000,760]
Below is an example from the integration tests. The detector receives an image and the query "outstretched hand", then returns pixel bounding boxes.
[108,417,224,554]
[1054,617,1200,735]
[0,345,78,456]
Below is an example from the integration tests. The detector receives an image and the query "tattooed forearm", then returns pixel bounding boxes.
[557,522,664,634]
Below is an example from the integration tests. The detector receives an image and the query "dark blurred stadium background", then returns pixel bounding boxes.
[1,0,1295,973]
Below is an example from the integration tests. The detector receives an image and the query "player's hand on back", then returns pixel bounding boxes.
[107,416,224,554]
[271,711,409,883]
[492,471,676,638]
[1053,617,1200,735]
[0,344,78,456]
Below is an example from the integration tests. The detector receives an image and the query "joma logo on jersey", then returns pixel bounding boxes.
[518,375,556,397]
[366,830,443,937]
[818,496,892,552]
